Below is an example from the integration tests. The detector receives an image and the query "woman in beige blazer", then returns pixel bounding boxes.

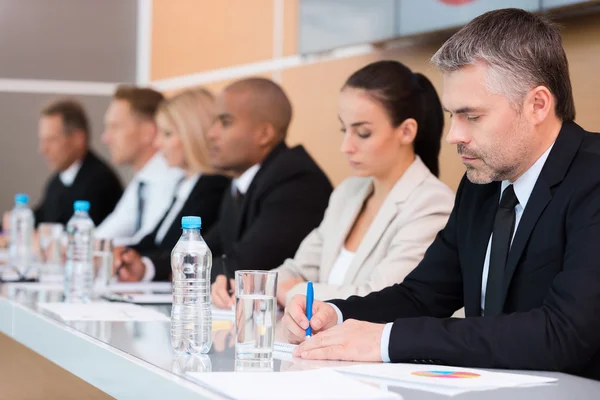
[274,60,454,306]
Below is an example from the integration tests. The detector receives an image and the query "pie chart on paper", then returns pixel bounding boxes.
[412,370,481,378]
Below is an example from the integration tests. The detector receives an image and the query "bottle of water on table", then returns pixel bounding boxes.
[64,200,95,303]
[171,216,212,354]
[9,193,34,277]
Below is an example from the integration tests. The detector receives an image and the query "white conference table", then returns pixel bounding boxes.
[1,282,599,400]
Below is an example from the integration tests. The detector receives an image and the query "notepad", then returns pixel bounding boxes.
[103,293,173,304]
[274,342,298,353]
[37,302,170,322]
[212,306,235,321]
[187,369,400,400]
[109,281,172,292]
[334,364,557,395]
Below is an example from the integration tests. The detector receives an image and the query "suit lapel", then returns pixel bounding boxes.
[344,196,397,284]
[501,186,551,297]
[500,121,584,306]
[233,143,288,239]
[320,181,372,282]
[465,185,499,317]
[343,157,430,284]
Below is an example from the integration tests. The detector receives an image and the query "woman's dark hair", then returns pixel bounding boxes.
[343,60,444,177]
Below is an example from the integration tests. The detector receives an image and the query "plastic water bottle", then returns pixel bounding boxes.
[171,216,212,354]
[64,200,95,303]
[9,193,35,276]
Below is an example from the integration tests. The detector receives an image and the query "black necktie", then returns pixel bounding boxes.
[135,181,146,233]
[484,185,519,316]
[234,187,245,211]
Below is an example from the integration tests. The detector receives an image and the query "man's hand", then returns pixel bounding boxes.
[212,274,235,309]
[282,294,339,344]
[212,323,235,353]
[293,319,385,362]
[114,248,146,282]
[276,277,306,306]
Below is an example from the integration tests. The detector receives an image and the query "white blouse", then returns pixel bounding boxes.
[327,247,356,285]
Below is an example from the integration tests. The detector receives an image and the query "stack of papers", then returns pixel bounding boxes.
[274,342,297,353]
[187,369,400,400]
[334,364,557,396]
[109,281,171,292]
[212,306,235,321]
[37,302,170,322]
[104,293,173,304]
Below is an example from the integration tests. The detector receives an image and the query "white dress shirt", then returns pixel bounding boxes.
[232,164,260,195]
[95,153,184,245]
[59,160,83,187]
[327,248,356,285]
[141,174,200,281]
[330,143,555,363]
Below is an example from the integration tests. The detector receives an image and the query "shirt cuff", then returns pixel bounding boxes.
[141,257,155,282]
[327,303,344,325]
[380,322,393,363]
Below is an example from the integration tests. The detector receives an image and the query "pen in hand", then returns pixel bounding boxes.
[114,247,132,279]
[223,255,234,296]
[305,281,314,339]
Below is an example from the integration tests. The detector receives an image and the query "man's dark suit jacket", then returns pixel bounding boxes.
[205,142,333,282]
[331,121,600,380]
[34,150,123,226]
[131,174,230,281]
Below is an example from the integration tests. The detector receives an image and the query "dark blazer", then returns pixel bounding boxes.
[331,121,600,380]
[34,150,123,226]
[131,174,230,281]
[205,142,333,282]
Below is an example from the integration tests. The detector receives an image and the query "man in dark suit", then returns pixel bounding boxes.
[283,9,600,380]
[209,78,332,308]
[35,99,123,226]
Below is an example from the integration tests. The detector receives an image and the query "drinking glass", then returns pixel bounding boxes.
[234,270,278,361]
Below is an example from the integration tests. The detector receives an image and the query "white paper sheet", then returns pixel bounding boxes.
[108,281,171,293]
[335,364,556,394]
[274,342,297,353]
[37,302,170,322]
[212,306,235,321]
[5,281,63,292]
[103,293,173,304]
[187,369,400,400]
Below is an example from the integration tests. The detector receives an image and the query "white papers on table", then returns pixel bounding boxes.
[334,364,557,396]
[212,306,235,321]
[274,342,297,353]
[109,281,171,293]
[104,293,173,304]
[273,342,298,360]
[187,369,400,400]
[5,281,63,292]
[37,302,170,322]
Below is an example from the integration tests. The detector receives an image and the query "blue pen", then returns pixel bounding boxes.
[305,281,314,339]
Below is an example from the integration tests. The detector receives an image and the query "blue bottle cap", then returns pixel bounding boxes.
[14,193,29,205]
[181,216,202,229]
[73,200,91,212]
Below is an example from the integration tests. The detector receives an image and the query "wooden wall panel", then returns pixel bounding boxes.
[283,0,299,56]
[151,0,275,80]
[281,40,466,190]
[151,3,600,191]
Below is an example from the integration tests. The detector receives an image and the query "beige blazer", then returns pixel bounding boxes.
[275,156,455,305]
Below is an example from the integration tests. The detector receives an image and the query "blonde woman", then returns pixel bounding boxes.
[115,88,230,282]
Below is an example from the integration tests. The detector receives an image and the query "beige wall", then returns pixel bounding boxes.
[151,1,600,191]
